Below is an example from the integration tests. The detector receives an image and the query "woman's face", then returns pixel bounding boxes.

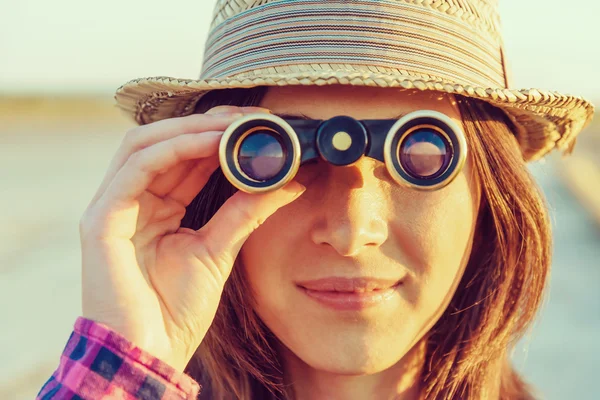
[240,85,480,377]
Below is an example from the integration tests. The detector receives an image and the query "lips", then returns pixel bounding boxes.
[296,277,403,311]
[295,277,401,292]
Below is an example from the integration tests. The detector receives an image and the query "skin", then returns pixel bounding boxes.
[239,85,481,400]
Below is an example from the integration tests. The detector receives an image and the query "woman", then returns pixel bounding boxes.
[37,0,593,399]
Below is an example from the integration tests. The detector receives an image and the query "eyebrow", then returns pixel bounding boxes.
[273,112,407,120]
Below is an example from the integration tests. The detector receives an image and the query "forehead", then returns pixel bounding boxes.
[259,85,461,120]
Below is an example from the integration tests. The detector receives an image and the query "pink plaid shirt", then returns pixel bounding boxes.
[36,317,201,399]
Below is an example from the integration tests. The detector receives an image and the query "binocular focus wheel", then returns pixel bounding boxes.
[316,116,368,166]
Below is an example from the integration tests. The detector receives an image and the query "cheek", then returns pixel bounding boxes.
[392,170,478,323]
[239,204,302,309]
[239,207,312,359]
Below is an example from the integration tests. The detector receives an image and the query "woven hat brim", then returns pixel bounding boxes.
[114,71,594,162]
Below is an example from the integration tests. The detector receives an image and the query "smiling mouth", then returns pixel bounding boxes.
[295,276,403,292]
[296,281,402,311]
[294,276,404,311]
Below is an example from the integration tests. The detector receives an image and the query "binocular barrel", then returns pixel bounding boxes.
[218,110,467,193]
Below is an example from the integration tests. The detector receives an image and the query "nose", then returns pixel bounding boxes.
[309,160,389,257]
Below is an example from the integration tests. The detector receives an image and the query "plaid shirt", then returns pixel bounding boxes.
[36,317,201,399]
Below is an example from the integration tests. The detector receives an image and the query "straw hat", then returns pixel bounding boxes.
[114,0,594,162]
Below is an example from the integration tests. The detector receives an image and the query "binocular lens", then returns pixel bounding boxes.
[399,128,452,180]
[220,114,302,193]
[238,130,287,181]
[385,111,465,190]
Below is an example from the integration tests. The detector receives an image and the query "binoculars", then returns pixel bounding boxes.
[218,110,467,193]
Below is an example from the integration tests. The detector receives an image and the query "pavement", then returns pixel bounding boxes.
[1,97,598,399]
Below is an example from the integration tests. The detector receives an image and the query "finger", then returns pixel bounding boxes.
[98,130,224,213]
[89,111,249,206]
[205,105,272,115]
[146,159,196,196]
[199,181,306,267]
[164,155,220,206]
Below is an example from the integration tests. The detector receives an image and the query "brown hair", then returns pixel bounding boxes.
[180,86,551,400]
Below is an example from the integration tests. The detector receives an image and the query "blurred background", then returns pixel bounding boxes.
[1,0,599,398]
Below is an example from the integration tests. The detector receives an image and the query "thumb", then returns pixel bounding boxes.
[198,181,306,269]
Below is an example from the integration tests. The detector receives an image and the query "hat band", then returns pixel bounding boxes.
[200,0,506,88]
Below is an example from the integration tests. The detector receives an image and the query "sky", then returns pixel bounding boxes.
[2,0,599,103]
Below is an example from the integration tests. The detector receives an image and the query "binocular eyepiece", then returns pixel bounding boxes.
[218,110,467,193]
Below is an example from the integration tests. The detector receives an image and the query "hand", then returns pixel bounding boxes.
[79,105,306,371]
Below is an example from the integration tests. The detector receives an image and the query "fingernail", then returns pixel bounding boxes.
[282,181,306,199]
[241,107,272,114]
[198,130,225,139]
[205,106,237,115]
[212,112,244,118]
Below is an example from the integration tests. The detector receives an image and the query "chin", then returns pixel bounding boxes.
[283,335,406,375]
[304,349,400,375]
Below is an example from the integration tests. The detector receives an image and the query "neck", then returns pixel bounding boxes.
[279,340,427,400]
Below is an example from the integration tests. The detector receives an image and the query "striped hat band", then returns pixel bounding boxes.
[200,0,510,90]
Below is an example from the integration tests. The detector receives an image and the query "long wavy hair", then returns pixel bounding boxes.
[180,86,551,400]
